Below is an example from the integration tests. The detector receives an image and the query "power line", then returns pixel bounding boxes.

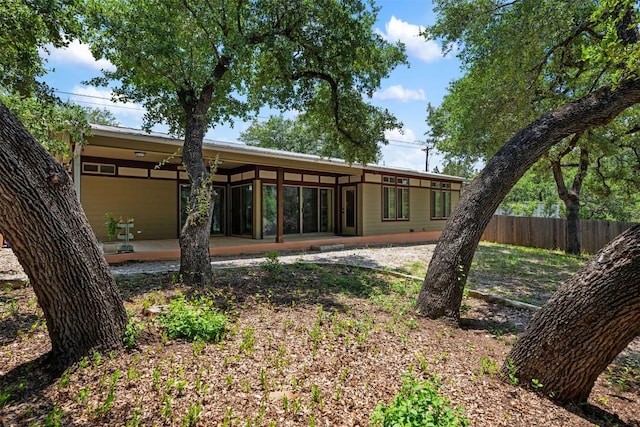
[56,89,430,146]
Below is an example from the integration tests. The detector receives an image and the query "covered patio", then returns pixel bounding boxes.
[103,230,442,264]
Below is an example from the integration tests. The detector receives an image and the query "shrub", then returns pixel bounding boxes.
[160,296,227,342]
[371,372,469,427]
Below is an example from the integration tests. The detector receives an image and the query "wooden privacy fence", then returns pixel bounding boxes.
[481,215,638,254]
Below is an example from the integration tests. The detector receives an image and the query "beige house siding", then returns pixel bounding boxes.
[360,184,455,235]
[82,175,178,241]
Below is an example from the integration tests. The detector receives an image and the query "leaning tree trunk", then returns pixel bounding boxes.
[0,102,127,365]
[415,78,640,323]
[504,225,640,403]
[179,104,215,286]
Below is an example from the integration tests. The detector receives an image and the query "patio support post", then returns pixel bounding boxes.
[276,167,284,243]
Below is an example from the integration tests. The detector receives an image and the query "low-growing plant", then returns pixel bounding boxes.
[261,251,282,273]
[478,357,499,378]
[94,370,122,415]
[503,358,519,385]
[0,387,12,408]
[123,316,144,349]
[182,402,202,427]
[370,372,469,427]
[160,296,228,342]
[76,386,91,404]
[44,404,65,427]
[311,384,322,407]
[239,324,256,355]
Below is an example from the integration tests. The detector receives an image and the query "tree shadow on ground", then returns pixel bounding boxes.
[565,402,636,427]
[0,313,40,346]
[116,262,402,316]
[459,300,531,334]
[0,354,84,427]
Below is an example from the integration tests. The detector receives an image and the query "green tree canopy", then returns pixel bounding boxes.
[427,0,640,159]
[417,0,640,317]
[84,106,120,126]
[239,116,323,155]
[0,93,89,159]
[425,0,640,247]
[85,0,405,164]
[84,0,407,284]
[0,0,82,97]
[239,115,354,160]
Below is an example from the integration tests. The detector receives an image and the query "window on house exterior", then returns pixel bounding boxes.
[382,175,409,220]
[82,162,116,175]
[431,181,452,219]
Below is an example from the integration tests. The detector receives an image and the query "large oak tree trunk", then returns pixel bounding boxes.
[551,146,589,256]
[504,225,640,403]
[564,198,581,255]
[0,102,127,364]
[415,78,640,323]
[179,107,215,286]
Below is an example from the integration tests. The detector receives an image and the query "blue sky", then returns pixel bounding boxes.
[41,0,461,172]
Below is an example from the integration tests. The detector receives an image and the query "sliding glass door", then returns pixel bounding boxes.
[263,185,332,237]
[231,184,252,236]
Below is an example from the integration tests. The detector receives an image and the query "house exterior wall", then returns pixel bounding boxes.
[81,175,178,241]
[358,176,462,236]
[360,184,449,235]
[78,126,466,242]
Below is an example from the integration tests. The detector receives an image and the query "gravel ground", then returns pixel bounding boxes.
[110,244,436,276]
[0,244,434,279]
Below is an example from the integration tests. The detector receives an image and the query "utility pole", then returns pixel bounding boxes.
[421,141,434,172]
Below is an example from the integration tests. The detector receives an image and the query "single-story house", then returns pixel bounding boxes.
[74,124,463,244]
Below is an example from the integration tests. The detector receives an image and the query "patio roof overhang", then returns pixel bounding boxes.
[85,124,465,182]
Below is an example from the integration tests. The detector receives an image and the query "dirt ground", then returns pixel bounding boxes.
[1,247,638,426]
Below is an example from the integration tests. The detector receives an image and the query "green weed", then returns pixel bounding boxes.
[123,316,143,349]
[371,372,469,427]
[160,296,227,342]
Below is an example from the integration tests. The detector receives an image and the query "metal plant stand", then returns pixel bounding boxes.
[117,222,134,253]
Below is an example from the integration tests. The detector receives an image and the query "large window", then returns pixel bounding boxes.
[382,176,409,220]
[263,185,333,236]
[431,181,452,219]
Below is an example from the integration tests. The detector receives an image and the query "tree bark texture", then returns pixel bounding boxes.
[504,225,640,403]
[415,78,640,323]
[0,102,127,363]
[179,105,215,286]
[551,146,589,255]
[564,199,581,255]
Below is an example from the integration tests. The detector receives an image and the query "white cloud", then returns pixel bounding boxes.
[41,40,115,71]
[385,127,417,143]
[380,145,425,171]
[373,85,426,102]
[69,86,145,125]
[376,16,443,63]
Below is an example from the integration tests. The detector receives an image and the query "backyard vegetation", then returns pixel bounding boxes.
[0,243,638,426]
